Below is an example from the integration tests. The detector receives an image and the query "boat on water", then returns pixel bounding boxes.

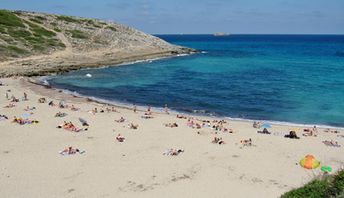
[213,32,230,36]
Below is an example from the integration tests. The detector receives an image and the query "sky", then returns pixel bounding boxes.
[1,0,343,34]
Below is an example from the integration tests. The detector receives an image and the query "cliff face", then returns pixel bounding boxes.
[0,10,194,77]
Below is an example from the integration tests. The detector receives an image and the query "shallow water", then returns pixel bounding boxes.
[48,35,344,127]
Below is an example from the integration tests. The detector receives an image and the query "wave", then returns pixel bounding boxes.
[224,117,343,130]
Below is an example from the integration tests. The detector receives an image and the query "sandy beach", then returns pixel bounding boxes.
[0,77,343,198]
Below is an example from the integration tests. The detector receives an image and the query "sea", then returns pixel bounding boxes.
[46,34,344,127]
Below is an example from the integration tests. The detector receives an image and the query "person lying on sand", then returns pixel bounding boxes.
[38,98,46,103]
[165,123,178,128]
[324,128,340,133]
[303,126,318,137]
[115,117,126,123]
[48,101,55,106]
[240,138,252,146]
[257,128,271,134]
[163,148,184,156]
[116,134,125,142]
[4,103,15,108]
[57,121,83,132]
[70,105,79,111]
[55,112,67,117]
[176,114,187,119]
[24,106,36,111]
[284,131,300,139]
[12,116,39,125]
[59,146,84,155]
[0,114,8,121]
[212,137,225,145]
[128,123,139,129]
[92,108,98,115]
[111,106,120,113]
[322,140,341,147]
[10,95,19,102]
[141,114,154,119]
[253,121,262,128]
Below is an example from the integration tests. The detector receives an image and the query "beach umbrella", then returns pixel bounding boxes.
[262,122,271,128]
[79,118,89,126]
[300,155,320,169]
[22,113,30,119]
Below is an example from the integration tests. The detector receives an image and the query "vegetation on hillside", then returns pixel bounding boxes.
[281,169,344,198]
[67,29,88,39]
[0,9,65,60]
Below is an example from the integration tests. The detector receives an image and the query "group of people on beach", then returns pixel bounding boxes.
[2,82,343,161]
[185,118,233,133]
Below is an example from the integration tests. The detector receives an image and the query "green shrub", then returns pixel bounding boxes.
[6,28,32,39]
[0,26,6,33]
[56,15,80,23]
[34,15,45,21]
[281,170,344,198]
[50,22,58,27]
[281,179,330,198]
[68,29,87,39]
[29,17,43,24]
[106,26,116,31]
[6,45,28,54]
[0,10,25,27]
[27,21,56,37]
[0,35,13,42]
[32,44,45,51]
[85,19,102,28]
[331,170,344,196]
[53,27,61,32]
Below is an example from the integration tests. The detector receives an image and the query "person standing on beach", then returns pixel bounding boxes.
[164,104,169,114]
[23,92,28,101]
[147,106,151,115]
[133,104,137,113]
[5,92,9,100]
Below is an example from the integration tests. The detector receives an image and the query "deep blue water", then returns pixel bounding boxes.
[48,35,344,127]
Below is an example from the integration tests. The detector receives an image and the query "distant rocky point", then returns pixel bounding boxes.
[0,9,195,77]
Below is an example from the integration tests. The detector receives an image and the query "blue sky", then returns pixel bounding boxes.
[1,0,343,34]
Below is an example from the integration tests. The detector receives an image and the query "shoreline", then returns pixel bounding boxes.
[27,76,343,130]
[0,48,196,77]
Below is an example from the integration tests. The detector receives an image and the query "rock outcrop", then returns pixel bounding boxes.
[0,10,195,77]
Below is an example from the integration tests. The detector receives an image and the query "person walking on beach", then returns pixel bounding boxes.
[5,92,9,100]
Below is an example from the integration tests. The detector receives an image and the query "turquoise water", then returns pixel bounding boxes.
[48,35,344,127]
